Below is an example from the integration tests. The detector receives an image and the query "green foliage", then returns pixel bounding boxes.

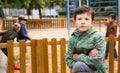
[59,9,66,16]
[0,0,65,9]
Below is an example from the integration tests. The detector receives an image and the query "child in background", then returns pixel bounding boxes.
[105,13,118,60]
[17,15,31,42]
[0,23,21,56]
[0,23,21,72]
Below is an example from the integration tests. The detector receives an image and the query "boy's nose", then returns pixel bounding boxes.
[81,20,85,24]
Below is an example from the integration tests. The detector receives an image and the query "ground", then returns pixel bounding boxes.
[14,25,119,73]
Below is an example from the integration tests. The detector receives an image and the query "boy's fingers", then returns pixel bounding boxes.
[89,49,98,57]
[72,54,78,60]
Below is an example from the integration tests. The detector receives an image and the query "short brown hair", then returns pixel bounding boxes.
[74,5,94,21]
[108,13,116,20]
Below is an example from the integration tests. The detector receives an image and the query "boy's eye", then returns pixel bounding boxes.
[85,18,89,20]
[77,18,82,20]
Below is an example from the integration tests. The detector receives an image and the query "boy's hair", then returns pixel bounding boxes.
[13,23,21,31]
[74,5,94,21]
[108,13,116,20]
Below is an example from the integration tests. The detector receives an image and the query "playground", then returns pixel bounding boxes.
[12,25,119,73]
[0,0,119,73]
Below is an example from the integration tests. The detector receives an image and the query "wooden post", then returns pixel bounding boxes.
[109,35,114,73]
[43,39,49,73]
[31,40,37,73]
[19,40,26,73]
[61,19,65,28]
[37,39,44,73]
[118,35,120,73]
[51,38,58,73]
[60,38,66,73]
[37,39,49,73]
[7,40,14,73]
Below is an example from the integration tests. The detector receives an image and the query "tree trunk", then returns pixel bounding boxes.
[27,9,31,19]
[38,6,42,19]
[0,7,5,18]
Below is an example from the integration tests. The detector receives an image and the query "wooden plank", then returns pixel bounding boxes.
[70,69,72,73]
[108,35,114,73]
[19,40,26,73]
[118,35,120,73]
[0,43,7,48]
[37,39,49,73]
[7,40,14,73]
[2,18,109,30]
[0,42,30,48]
[37,39,44,73]
[61,19,65,28]
[51,38,58,73]
[43,39,49,73]
[60,38,66,73]
[0,20,3,30]
[31,40,37,73]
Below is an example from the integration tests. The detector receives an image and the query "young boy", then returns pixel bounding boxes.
[105,13,118,60]
[0,23,21,72]
[17,15,31,42]
[0,23,21,56]
[65,6,108,73]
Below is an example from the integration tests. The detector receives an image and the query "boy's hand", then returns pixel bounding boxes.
[72,54,78,61]
[89,49,98,57]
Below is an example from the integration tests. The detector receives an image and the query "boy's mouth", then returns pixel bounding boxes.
[80,26,86,28]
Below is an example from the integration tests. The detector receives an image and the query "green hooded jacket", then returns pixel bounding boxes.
[65,27,108,73]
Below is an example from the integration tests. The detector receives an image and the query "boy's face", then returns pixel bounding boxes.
[74,13,94,32]
[108,17,114,23]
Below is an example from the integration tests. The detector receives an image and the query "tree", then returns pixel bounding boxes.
[0,0,65,19]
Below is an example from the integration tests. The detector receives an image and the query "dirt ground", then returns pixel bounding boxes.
[14,25,119,73]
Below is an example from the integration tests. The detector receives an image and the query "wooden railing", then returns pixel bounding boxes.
[0,18,107,30]
[0,35,119,73]
[0,20,3,40]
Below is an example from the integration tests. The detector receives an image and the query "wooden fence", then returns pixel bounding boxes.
[0,18,107,30]
[0,35,119,73]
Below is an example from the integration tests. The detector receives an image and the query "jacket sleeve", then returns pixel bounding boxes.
[8,32,18,40]
[76,35,105,70]
[0,31,5,36]
[20,24,31,40]
[65,37,76,68]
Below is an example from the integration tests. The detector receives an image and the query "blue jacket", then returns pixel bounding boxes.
[17,22,31,42]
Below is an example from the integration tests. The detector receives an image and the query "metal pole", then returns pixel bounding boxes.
[118,0,120,34]
[87,0,89,6]
[66,0,70,37]
[79,0,81,7]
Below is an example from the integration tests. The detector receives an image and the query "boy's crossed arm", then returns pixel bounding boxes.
[72,49,98,61]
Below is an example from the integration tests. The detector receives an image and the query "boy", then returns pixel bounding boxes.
[17,15,31,42]
[65,6,108,73]
[0,23,21,56]
[105,13,118,60]
[16,15,31,68]
[0,23,21,72]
